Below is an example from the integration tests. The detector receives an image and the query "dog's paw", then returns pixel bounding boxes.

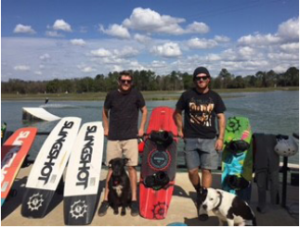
[121,210,126,216]
[114,210,119,215]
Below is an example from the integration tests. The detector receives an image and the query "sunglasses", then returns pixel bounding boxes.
[120,79,132,84]
[195,76,209,81]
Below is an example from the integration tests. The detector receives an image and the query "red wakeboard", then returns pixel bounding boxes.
[1,127,37,206]
[139,107,178,219]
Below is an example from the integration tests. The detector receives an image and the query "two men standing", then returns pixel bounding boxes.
[99,67,226,217]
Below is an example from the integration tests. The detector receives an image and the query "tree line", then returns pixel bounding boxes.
[1,67,298,94]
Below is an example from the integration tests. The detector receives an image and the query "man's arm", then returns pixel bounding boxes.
[138,106,148,136]
[102,108,109,137]
[173,109,184,138]
[215,113,226,151]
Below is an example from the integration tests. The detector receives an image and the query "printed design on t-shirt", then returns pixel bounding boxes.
[188,98,214,127]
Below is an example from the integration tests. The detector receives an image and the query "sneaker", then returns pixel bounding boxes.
[98,201,109,217]
[131,201,139,216]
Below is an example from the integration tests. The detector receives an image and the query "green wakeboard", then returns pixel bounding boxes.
[221,116,253,198]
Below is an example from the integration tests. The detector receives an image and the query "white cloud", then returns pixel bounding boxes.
[150,60,167,68]
[100,24,130,39]
[123,7,184,35]
[39,53,51,61]
[90,48,112,57]
[128,61,146,71]
[46,31,64,37]
[112,65,124,72]
[273,65,288,73]
[151,42,182,57]
[188,38,218,49]
[134,34,151,44]
[238,17,299,47]
[238,33,281,46]
[14,65,30,71]
[34,71,42,75]
[280,42,299,52]
[205,54,221,62]
[214,35,230,43]
[77,65,96,73]
[14,24,36,34]
[238,46,256,58]
[277,17,299,41]
[101,57,127,64]
[53,19,72,32]
[113,46,139,58]
[70,39,86,46]
[186,22,209,34]
[268,52,299,61]
[123,7,209,35]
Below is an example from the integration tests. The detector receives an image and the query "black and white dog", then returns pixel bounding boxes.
[198,188,257,226]
[108,158,131,216]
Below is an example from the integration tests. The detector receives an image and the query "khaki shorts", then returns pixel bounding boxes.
[106,139,139,166]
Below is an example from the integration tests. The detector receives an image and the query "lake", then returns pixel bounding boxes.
[1,90,299,165]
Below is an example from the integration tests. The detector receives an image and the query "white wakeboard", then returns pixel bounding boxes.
[21,117,81,218]
[63,122,104,225]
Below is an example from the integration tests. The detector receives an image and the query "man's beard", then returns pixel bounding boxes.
[119,85,132,94]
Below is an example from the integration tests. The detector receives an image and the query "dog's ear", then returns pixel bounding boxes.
[108,159,114,167]
[123,158,129,166]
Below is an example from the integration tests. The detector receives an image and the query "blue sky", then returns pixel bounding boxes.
[1,0,299,81]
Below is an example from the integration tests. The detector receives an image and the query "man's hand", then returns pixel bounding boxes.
[104,128,109,137]
[215,138,223,152]
[138,128,144,137]
[178,129,184,138]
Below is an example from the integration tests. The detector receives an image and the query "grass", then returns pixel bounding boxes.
[1,87,298,101]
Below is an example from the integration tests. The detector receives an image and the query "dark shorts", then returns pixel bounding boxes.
[184,138,219,170]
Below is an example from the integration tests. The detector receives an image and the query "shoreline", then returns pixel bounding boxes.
[1,87,298,101]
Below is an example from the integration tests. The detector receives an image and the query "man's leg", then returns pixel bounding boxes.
[128,166,137,201]
[103,169,113,201]
[199,138,219,188]
[98,169,112,216]
[197,138,218,221]
[123,139,139,216]
[188,167,201,192]
[201,169,212,188]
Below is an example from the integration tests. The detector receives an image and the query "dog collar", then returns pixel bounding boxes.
[213,191,223,211]
[113,180,120,185]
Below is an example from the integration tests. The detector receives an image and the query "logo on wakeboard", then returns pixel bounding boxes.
[226,117,241,133]
[152,202,168,219]
[76,125,97,189]
[38,121,74,185]
[27,193,44,211]
[70,200,88,219]
[148,149,171,171]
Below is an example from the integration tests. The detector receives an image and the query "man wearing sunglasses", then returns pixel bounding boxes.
[98,71,148,217]
[174,66,226,220]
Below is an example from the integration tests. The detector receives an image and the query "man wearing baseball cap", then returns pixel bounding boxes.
[174,66,226,220]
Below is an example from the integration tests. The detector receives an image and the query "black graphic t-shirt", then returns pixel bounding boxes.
[176,88,226,139]
[104,88,145,140]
